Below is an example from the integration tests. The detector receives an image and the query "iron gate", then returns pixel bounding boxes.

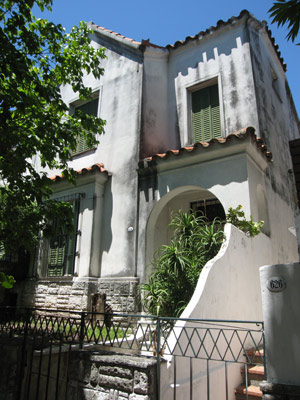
[0,307,264,399]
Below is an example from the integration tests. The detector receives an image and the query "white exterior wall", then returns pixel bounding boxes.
[36,31,144,281]
[140,48,172,158]
[138,138,257,281]
[248,18,300,258]
[170,24,259,146]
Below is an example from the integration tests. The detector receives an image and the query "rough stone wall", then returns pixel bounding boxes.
[0,336,23,400]
[17,278,98,311]
[67,351,157,400]
[98,278,140,314]
[16,277,140,314]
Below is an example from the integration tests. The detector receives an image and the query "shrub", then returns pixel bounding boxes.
[225,205,264,237]
[140,205,263,317]
[140,211,225,317]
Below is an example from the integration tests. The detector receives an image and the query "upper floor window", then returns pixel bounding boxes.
[71,97,99,155]
[191,83,221,143]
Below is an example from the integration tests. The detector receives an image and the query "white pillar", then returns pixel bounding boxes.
[260,263,300,386]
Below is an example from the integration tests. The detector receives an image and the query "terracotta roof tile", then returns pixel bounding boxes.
[265,26,287,71]
[91,23,141,46]
[165,10,286,72]
[166,10,250,50]
[91,11,286,71]
[49,163,109,182]
[141,127,272,164]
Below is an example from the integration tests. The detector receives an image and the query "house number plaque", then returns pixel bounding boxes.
[266,277,287,292]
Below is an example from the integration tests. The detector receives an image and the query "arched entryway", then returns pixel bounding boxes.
[145,185,225,270]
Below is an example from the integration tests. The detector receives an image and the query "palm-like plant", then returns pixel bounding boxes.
[140,211,225,317]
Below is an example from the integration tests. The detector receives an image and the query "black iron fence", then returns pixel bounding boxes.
[0,307,265,400]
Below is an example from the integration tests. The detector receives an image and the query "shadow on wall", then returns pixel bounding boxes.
[100,179,113,254]
[171,32,248,79]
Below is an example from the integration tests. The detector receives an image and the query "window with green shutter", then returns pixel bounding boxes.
[191,84,221,143]
[47,199,79,277]
[72,97,99,155]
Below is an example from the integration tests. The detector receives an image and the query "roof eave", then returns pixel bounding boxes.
[139,129,271,174]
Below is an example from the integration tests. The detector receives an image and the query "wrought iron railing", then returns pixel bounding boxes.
[0,307,265,400]
[0,307,264,360]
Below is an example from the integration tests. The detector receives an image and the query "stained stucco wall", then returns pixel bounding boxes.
[141,14,260,159]
[35,32,144,280]
[248,19,300,259]
[138,147,252,282]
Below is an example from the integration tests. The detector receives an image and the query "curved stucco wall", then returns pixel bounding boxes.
[181,223,272,321]
[160,223,274,399]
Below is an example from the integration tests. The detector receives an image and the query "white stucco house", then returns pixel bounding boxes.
[15,10,300,315]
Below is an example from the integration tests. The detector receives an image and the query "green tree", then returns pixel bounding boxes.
[269,0,300,43]
[0,0,106,286]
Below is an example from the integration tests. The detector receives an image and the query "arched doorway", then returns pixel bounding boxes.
[145,185,225,271]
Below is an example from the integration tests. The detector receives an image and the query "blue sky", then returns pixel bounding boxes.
[34,0,300,117]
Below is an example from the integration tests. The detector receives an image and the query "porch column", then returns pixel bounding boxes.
[260,263,300,399]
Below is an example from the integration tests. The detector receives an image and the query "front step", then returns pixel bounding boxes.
[235,349,265,399]
[246,349,264,365]
[242,365,265,386]
[235,384,262,399]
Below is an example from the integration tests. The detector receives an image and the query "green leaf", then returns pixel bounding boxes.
[0,272,16,289]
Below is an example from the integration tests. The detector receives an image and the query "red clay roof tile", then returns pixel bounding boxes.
[91,10,286,72]
[141,127,272,163]
[91,23,141,46]
[49,163,109,182]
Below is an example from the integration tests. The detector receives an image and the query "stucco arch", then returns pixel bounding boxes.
[145,185,225,271]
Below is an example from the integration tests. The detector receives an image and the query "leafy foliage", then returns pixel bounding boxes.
[225,205,264,237]
[140,211,225,317]
[0,272,15,289]
[140,205,264,317]
[269,0,300,44]
[0,0,106,256]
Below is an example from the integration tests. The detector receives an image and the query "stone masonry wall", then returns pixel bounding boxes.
[67,351,157,400]
[0,336,24,400]
[16,277,140,314]
[98,278,140,314]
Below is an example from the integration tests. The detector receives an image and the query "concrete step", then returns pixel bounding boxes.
[235,384,262,399]
[235,348,265,400]
[246,349,264,365]
[242,365,265,384]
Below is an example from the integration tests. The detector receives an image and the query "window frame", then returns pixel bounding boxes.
[187,77,223,144]
[69,89,101,156]
[46,194,83,278]
[190,198,225,222]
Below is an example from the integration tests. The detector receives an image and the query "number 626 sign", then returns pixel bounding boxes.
[266,277,287,292]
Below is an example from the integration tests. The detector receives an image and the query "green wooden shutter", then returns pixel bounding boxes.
[192,84,221,143]
[47,199,79,277]
[65,200,79,275]
[48,239,65,277]
[73,98,99,154]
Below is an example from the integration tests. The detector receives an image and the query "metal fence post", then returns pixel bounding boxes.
[17,308,30,400]
[79,311,86,349]
[262,322,267,381]
[156,317,161,400]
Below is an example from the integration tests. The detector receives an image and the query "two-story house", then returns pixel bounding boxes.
[16,10,300,315]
